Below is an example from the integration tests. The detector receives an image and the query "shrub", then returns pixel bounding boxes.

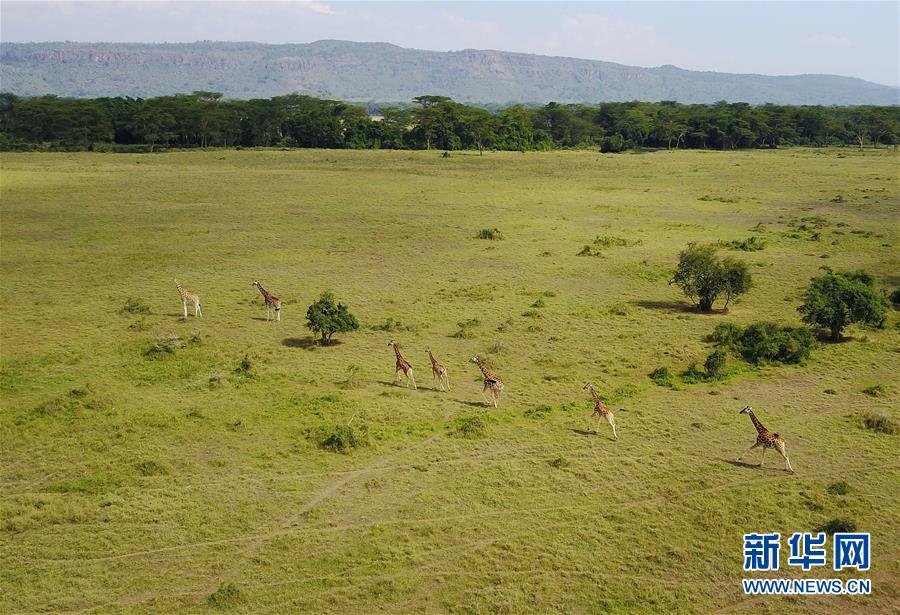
[704,349,728,380]
[370,318,404,332]
[859,413,898,434]
[721,236,767,251]
[600,134,626,153]
[144,333,184,358]
[862,384,886,398]
[452,318,481,339]
[305,291,360,344]
[524,404,552,419]
[817,518,857,534]
[309,423,370,452]
[680,362,707,384]
[648,367,675,388]
[670,243,752,311]
[827,481,850,496]
[577,245,601,257]
[207,583,242,609]
[548,457,570,468]
[122,298,150,314]
[449,415,487,439]
[531,298,546,308]
[476,228,503,240]
[798,269,888,341]
[891,288,900,309]
[712,321,816,365]
[593,235,642,248]
[234,354,253,376]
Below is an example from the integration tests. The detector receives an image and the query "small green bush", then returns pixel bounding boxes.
[452,318,481,339]
[577,244,602,257]
[531,298,546,308]
[817,518,857,534]
[593,235,642,248]
[860,413,898,434]
[476,228,503,240]
[450,415,487,439]
[680,362,707,384]
[207,583,242,609]
[122,298,150,314]
[234,354,253,376]
[721,236,767,251]
[309,423,370,452]
[648,367,675,388]
[826,481,850,496]
[548,457,570,469]
[891,288,900,309]
[524,404,552,419]
[144,333,184,358]
[135,460,170,476]
[370,318,404,332]
[862,384,886,398]
[704,349,728,380]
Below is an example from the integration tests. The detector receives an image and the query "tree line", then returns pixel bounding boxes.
[1,91,898,152]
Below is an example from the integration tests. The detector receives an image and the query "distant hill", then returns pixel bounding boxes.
[2,40,897,105]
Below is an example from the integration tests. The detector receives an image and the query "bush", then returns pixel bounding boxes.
[670,243,752,311]
[798,269,888,341]
[449,415,487,439]
[891,288,900,309]
[234,354,253,376]
[305,291,360,344]
[827,481,850,496]
[135,460,170,476]
[577,245,601,257]
[309,423,370,452]
[122,298,150,314]
[600,134,626,153]
[593,235,642,248]
[648,367,676,388]
[370,318,404,332]
[860,412,898,434]
[862,384,886,398]
[207,583,242,609]
[680,362,707,384]
[476,228,503,240]
[721,236,767,251]
[524,404,552,419]
[452,318,481,339]
[817,518,857,534]
[704,349,728,380]
[712,321,816,365]
[144,333,184,358]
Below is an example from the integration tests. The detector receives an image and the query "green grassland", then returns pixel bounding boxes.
[1,148,898,614]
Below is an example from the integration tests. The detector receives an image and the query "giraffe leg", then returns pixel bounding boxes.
[737,442,760,462]
[195,301,201,317]
[759,447,767,468]
[408,371,417,390]
[276,309,280,322]
[444,373,450,391]
[608,413,618,440]
[481,384,490,406]
[266,306,270,321]
[395,369,403,385]
[182,301,188,318]
[776,442,794,473]
[492,389,499,408]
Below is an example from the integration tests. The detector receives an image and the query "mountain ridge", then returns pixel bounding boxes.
[2,40,897,105]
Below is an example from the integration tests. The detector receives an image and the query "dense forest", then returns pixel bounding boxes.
[1,91,898,152]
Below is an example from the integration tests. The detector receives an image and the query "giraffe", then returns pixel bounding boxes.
[737,406,794,472]
[469,355,504,407]
[388,340,416,389]
[174,278,201,318]
[252,281,282,322]
[583,383,618,439]
[425,347,450,391]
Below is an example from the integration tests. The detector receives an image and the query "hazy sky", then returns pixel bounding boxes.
[2,1,898,86]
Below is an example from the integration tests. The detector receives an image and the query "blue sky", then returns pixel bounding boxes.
[2,1,898,86]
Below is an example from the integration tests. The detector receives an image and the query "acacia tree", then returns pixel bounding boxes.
[305,291,359,345]
[670,243,752,312]
[798,270,888,341]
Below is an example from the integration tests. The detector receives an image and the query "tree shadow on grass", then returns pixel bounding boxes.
[630,300,726,315]
[282,337,321,349]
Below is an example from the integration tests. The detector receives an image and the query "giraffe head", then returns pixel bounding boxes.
[388,340,397,348]
[425,347,431,353]
[469,355,481,365]
[252,281,260,288]
[740,406,753,415]
[583,382,594,392]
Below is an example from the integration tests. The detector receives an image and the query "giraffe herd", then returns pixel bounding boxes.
[174,278,795,473]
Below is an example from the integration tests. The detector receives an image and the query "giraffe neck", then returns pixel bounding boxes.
[588,386,601,403]
[748,411,767,434]
[478,362,492,378]
[428,350,438,366]
[256,284,270,299]
[175,281,187,298]
[393,345,403,361]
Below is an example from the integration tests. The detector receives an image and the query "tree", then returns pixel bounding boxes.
[798,270,888,341]
[305,291,359,344]
[670,243,752,312]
